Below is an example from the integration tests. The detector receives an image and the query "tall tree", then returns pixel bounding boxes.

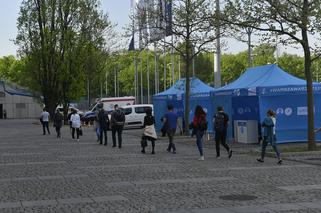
[224,0,321,150]
[15,0,111,115]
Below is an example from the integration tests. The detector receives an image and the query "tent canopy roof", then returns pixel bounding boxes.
[154,77,215,97]
[217,64,306,91]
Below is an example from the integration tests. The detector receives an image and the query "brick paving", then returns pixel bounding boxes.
[0,119,321,213]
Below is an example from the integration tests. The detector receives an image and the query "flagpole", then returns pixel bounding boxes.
[147,50,150,103]
[171,34,174,85]
[154,42,158,94]
[140,53,143,104]
[163,37,166,91]
[134,53,138,103]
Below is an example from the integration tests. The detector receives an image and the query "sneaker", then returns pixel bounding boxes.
[216,156,221,159]
[141,149,145,154]
[228,150,233,159]
[277,159,283,165]
[77,139,80,142]
[151,151,155,154]
[172,151,177,154]
[166,149,170,153]
[257,158,264,163]
[198,156,204,161]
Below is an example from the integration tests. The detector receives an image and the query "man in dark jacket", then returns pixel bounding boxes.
[53,110,63,138]
[111,104,125,148]
[98,108,109,146]
[213,106,232,159]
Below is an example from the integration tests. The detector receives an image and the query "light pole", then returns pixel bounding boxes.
[167,63,172,86]
[214,0,221,88]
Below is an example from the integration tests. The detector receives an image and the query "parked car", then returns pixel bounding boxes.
[120,104,153,129]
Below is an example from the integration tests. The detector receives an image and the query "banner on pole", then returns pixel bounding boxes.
[128,36,135,51]
[164,0,172,36]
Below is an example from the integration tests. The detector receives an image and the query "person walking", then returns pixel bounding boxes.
[111,104,125,148]
[40,108,50,135]
[213,106,232,159]
[257,109,282,164]
[163,104,179,154]
[141,107,157,154]
[192,105,207,161]
[53,109,63,138]
[70,109,81,142]
[98,108,109,146]
[94,109,100,142]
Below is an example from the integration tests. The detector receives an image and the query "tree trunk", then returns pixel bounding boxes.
[184,57,190,135]
[302,30,316,150]
[303,47,316,150]
[184,0,191,136]
[44,95,58,120]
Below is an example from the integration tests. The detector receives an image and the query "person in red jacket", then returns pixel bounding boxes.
[192,105,207,161]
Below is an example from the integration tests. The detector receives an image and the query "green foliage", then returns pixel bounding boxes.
[15,0,112,114]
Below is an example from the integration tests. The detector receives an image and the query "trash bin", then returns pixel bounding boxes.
[234,120,258,144]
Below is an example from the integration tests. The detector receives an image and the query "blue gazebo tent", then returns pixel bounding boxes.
[211,64,321,143]
[153,77,215,131]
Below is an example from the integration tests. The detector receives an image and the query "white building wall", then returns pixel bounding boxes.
[0,91,42,119]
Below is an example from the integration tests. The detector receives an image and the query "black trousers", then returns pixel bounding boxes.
[55,127,61,138]
[42,121,50,135]
[215,130,230,157]
[141,135,156,151]
[100,128,108,145]
[112,126,123,147]
[72,128,80,139]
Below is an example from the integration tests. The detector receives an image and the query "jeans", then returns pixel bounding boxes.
[42,121,50,135]
[72,128,80,139]
[261,135,280,159]
[167,128,176,152]
[196,129,204,156]
[215,130,230,157]
[112,125,123,147]
[100,128,107,145]
[95,127,100,140]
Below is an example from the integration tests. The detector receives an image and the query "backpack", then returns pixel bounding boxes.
[214,112,226,132]
[114,110,125,123]
[199,119,208,131]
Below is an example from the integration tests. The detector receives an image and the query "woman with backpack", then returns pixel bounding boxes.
[192,105,207,161]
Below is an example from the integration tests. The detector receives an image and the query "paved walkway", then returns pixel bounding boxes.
[0,119,321,213]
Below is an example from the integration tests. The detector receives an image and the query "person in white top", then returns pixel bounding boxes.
[40,108,50,135]
[70,109,81,141]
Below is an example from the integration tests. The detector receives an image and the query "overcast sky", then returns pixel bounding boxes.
[0,0,302,58]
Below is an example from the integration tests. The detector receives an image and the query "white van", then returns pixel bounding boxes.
[82,97,135,123]
[120,104,153,128]
[93,96,135,112]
